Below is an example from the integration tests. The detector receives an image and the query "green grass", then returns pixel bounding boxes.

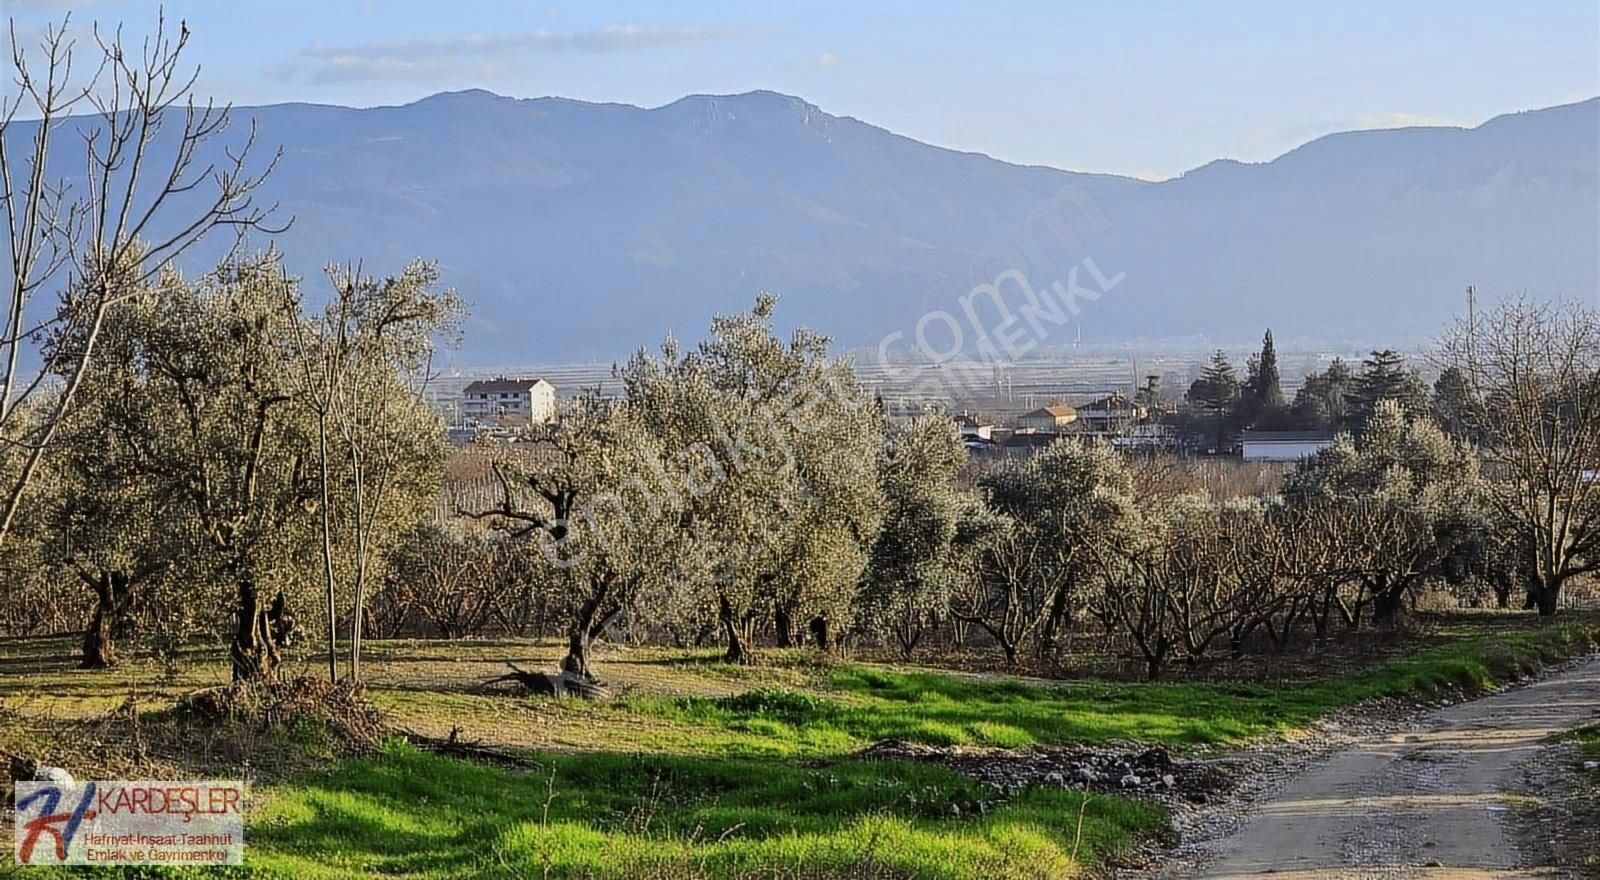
[1576,723,1600,755]
[634,621,1600,753]
[7,618,1595,879]
[234,741,1163,879]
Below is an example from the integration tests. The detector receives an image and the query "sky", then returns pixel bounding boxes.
[2,0,1596,180]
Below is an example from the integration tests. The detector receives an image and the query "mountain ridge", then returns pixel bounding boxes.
[15,90,1596,362]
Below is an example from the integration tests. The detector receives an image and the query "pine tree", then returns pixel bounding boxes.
[1346,349,1428,432]
[1186,350,1239,417]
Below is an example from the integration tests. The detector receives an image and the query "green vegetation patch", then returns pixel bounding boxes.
[638,621,1600,753]
[1575,723,1600,755]
[235,741,1161,879]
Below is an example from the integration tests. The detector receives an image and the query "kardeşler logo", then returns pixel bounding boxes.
[14,779,244,865]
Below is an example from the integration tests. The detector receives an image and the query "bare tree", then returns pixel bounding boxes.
[284,260,459,683]
[1439,299,1600,614]
[0,13,279,550]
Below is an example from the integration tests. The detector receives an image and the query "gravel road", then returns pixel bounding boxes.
[1169,656,1600,879]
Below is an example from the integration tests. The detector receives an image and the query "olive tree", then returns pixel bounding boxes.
[68,254,448,681]
[39,389,185,668]
[968,438,1140,663]
[1283,400,1483,624]
[856,415,978,657]
[619,294,883,663]
[466,395,707,679]
[69,257,318,680]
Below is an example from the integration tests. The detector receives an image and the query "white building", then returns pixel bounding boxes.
[460,377,557,424]
[1240,429,1335,462]
[956,414,995,441]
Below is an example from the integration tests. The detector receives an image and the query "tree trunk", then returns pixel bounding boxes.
[774,607,796,648]
[230,576,282,683]
[562,628,592,679]
[1492,577,1513,609]
[315,416,338,684]
[1041,573,1074,657]
[808,615,832,652]
[1146,655,1164,681]
[561,590,608,680]
[81,575,115,670]
[80,571,134,670]
[719,595,756,665]
[1530,574,1562,617]
[1370,578,1406,626]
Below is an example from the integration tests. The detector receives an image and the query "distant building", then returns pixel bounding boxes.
[1001,430,1060,455]
[461,377,557,424]
[1015,402,1078,433]
[956,414,995,441]
[1240,429,1335,462]
[1111,423,1178,451]
[1076,392,1148,433]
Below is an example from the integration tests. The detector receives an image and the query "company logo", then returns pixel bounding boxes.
[14,780,244,866]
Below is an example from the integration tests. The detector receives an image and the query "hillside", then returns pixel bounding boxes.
[21,91,1600,362]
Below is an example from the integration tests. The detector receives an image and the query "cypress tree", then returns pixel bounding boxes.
[1256,330,1284,409]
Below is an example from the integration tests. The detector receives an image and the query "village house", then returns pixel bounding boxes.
[460,377,557,425]
[1076,392,1148,433]
[956,414,995,441]
[1015,402,1078,433]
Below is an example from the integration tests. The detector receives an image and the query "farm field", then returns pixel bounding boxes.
[3,613,1597,879]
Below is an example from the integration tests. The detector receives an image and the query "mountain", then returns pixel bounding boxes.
[20,90,1600,362]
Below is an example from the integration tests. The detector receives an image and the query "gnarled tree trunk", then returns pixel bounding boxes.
[80,571,134,669]
[720,595,757,665]
[230,576,284,682]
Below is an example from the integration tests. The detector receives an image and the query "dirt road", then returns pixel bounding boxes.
[1172,657,1600,879]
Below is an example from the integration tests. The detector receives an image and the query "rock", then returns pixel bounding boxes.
[1044,771,1065,786]
[1583,761,1598,771]
[34,766,73,784]
[1162,774,1177,788]
[1121,773,1141,788]
[1077,767,1099,783]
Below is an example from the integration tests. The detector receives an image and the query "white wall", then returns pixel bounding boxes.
[1242,440,1329,462]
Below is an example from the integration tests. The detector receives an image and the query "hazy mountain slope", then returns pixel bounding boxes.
[15,91,1596,362]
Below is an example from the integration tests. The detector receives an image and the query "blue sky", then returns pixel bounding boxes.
[5,0,1596,179]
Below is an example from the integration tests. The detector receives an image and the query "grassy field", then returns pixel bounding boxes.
[2,615,1597,878]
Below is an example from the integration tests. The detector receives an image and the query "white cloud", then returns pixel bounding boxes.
[269,24,752,85]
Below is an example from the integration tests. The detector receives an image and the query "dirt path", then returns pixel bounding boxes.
[1170,657,1600,879]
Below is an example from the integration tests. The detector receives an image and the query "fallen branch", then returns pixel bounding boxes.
[398,725,541,770]
[480,663,611,700]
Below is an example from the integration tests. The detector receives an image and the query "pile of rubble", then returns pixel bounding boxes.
[857,739,1234,804]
